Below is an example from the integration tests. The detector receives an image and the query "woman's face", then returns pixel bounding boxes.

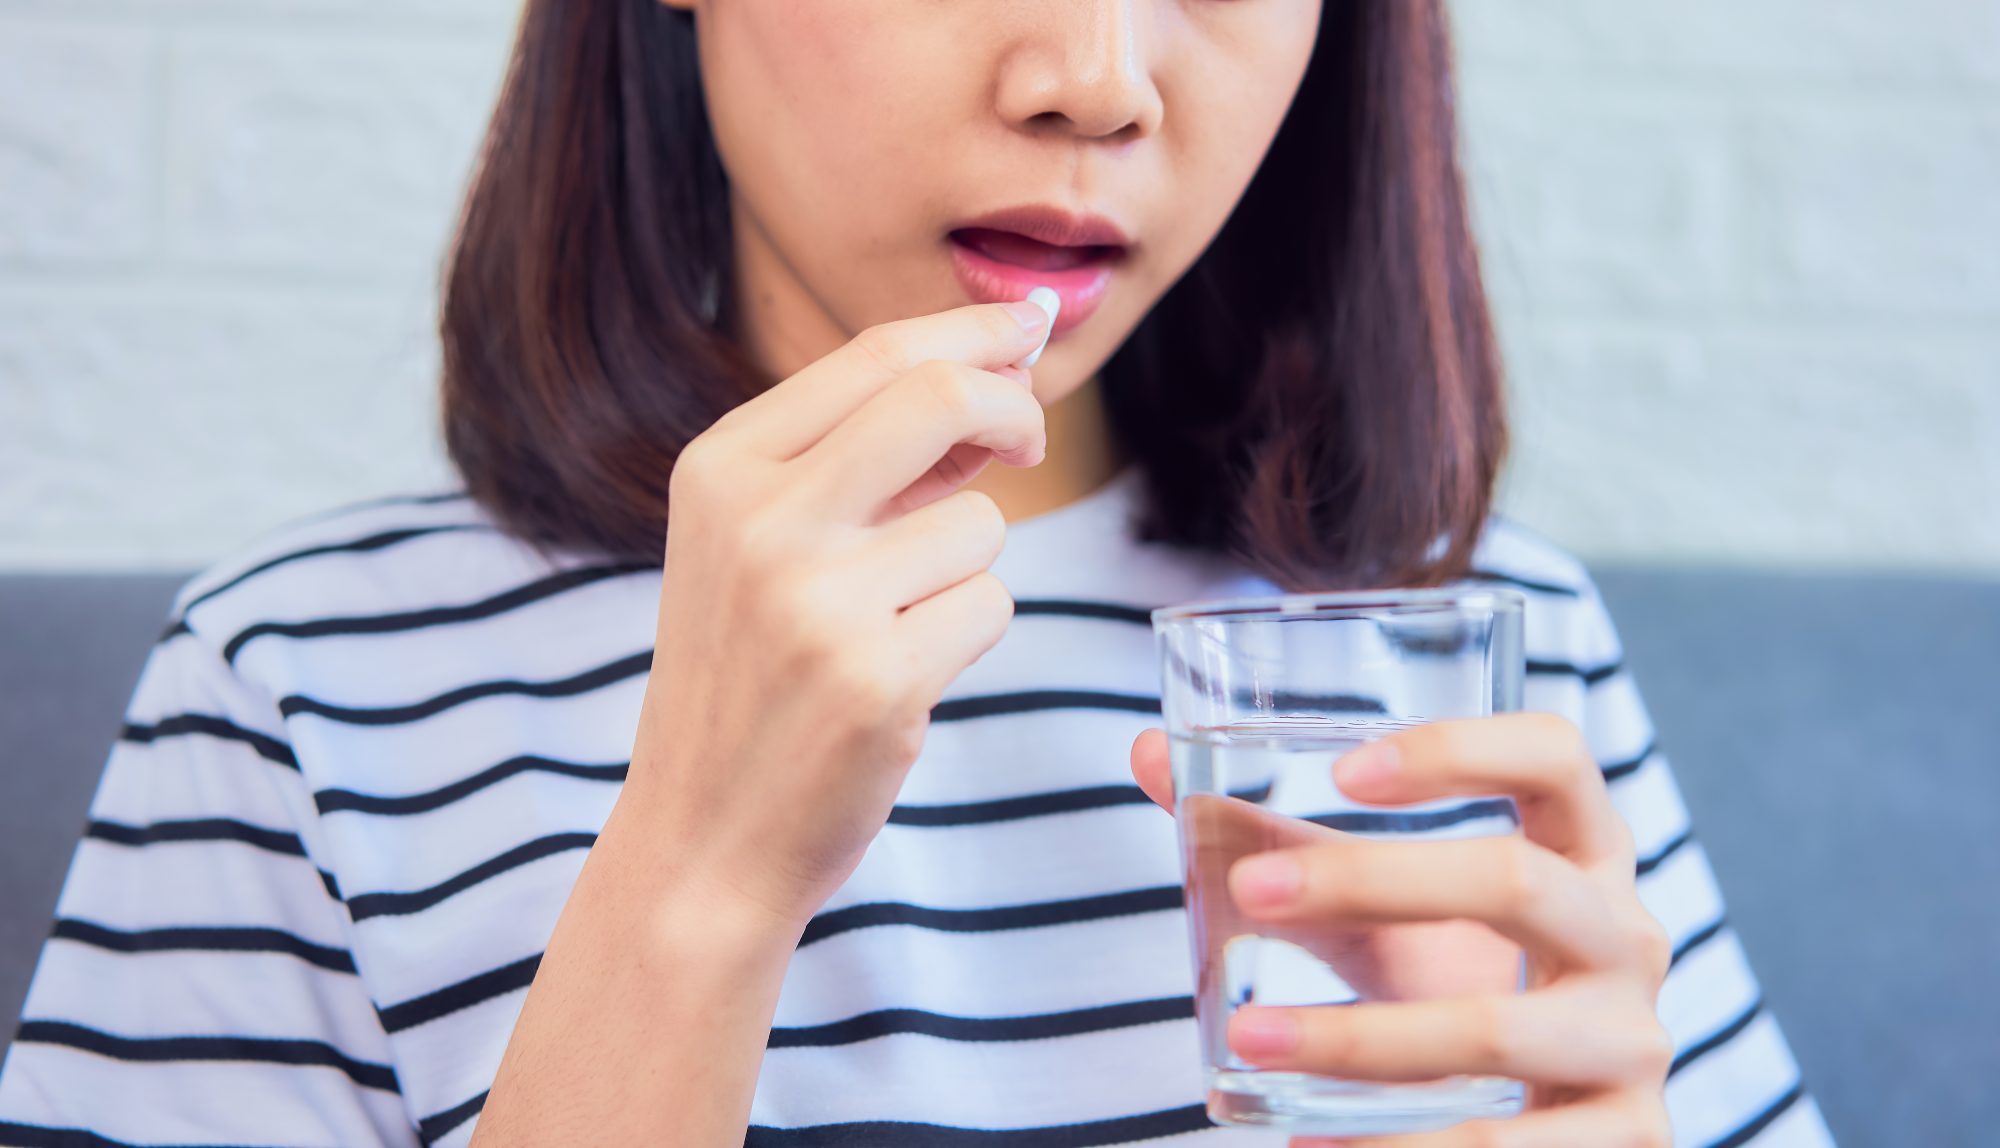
[662,0,1323,407]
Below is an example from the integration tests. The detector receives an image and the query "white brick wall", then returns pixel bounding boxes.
[2,0,1996,572]
[1454,0,2000,572]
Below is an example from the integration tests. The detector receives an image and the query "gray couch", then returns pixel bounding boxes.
[4,569,1997,1146]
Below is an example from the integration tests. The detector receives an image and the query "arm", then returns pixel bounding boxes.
[465,766,807,1146]
[467,297,1056,1143]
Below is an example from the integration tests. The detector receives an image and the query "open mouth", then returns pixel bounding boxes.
[947,227,1125,271]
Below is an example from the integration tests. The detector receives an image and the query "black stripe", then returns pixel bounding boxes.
[1527,656,1623,685]
[889,784,1149,827]
[1671,997,1763,1078]
[418,1091,489,1146]
[1670,917,1728,969]
[119,714,299,770]
[293,490,471,525]
[800,885,1182,947]
[1601,739,1658,783]
[318,868,344,903]
[0,1121,272,1148]
[767,995,1192,1049]
[174,524,490,622]
[379,954,541,1034]
[156,619,192,642]
[14,1019,399,1093]
[317,756,629,817]
[1636,829,1694,877]
[743,1103,1213,1147]
[86,818,305,858]
[1306,798,1516,834]
[1012,599,1155,626]
[222,562,654,665]
[1704,1082,1805,1148]
[278,651,652,726]
[50,918,355,974]
[346,833,597,921]
[933,690,1160,722]
[1463,568,1584,598]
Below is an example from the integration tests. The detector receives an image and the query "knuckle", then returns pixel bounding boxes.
[851,323,913,375]
[1608,1108,1674,1148]
[1626,911,1675,983]
[1492,837,1556,917]
[669,435,726,500]
[953,488,1008,551]
[1633,1015,1677,1081]
[914,361,979,417]
[821,645,902,720]
[968,570,1017,629]
[1465,993,1518,1071]
[1455,1119,1511,1148]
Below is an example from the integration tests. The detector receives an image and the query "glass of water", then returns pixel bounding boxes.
[1152,587,1528,1137]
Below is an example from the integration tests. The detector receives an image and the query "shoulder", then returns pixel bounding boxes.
[1461,513,1623,662]
[163,486,537,650]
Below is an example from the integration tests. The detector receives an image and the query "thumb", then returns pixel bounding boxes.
[1130,727,1174,812]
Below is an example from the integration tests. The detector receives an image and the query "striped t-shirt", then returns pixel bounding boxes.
[0,464,1835,1147]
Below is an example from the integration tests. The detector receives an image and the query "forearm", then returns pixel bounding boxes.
[470,789,805,1146]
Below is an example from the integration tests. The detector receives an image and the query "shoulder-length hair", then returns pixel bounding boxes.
[440,0,1505,593]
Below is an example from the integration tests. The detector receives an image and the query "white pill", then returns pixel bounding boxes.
[1019,286,1061,368]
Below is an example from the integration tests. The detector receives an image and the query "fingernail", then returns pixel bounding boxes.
[1334,741,1399,791]
[1231,1007,1299,1057]
[1016,286,1061,368]
[1232,853,1302,907]
[1003,298,1050,331]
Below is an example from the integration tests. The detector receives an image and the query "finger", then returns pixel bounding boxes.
[845,487,1007,612]
[1228,983,1672,1088]
[1331,713,1634,874]
[890,569,1016,701]
[1228,833,1630,972]
[1290,1087,1670,1148]
[1131,728,1173,811]
[717,300,1052,461]
[794,361,1047,522]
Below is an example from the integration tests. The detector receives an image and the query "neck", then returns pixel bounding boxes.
[728,192,1124,525]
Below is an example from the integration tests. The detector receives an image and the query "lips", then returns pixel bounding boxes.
[946,206,1132,339]
[950,227,1119,272]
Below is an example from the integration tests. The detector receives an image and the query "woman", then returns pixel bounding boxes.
[0,2,1832,1146]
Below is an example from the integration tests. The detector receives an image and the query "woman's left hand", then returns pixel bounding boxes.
[1130,712,1676,1147]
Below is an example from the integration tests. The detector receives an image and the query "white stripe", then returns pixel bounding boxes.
[0,1042,416,1146]
[24,943,388,1058]
[57,839,338,935]
[1665,1017,1803,1147]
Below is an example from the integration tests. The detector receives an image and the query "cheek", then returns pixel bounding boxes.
[721,3,944,203]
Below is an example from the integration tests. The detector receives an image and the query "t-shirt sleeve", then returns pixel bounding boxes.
[0,612,418,1145]
[1569,577,1838,1148]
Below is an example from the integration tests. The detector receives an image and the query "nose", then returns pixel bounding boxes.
[997,0,1165,143]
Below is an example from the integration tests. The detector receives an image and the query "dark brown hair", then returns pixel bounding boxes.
[440,0,1505,592]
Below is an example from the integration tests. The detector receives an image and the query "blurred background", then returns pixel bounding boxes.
[3,2,1997,1145]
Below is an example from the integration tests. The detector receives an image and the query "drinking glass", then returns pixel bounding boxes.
[1152,588,1528,1136]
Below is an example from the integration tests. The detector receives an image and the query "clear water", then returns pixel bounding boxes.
[1169,715,1527,1135]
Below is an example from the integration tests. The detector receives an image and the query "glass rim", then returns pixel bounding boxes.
[1151,585,1526,627]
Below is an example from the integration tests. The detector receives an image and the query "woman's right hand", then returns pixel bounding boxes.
[623,297,1056,929]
